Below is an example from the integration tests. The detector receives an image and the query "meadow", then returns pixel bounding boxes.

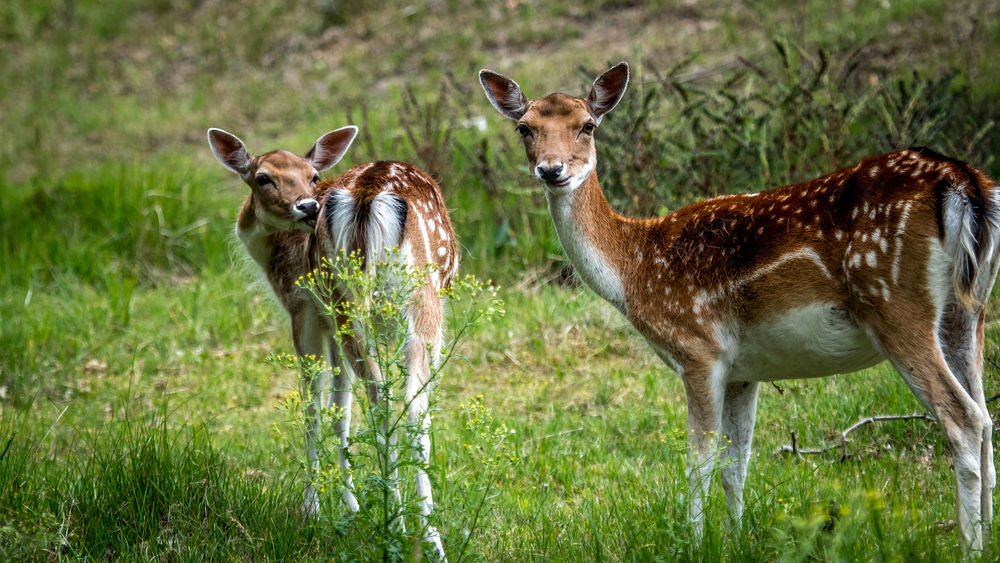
[4,0,1000,560]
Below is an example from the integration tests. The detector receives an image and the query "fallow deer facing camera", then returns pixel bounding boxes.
[480,62,999,549]
[207,127,456,558]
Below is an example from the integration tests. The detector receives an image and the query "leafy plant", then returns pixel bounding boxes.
[274,250,507,561]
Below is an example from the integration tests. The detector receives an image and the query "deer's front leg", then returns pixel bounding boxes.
[682,357,726,538]
[327,337,361,512]
[292,311,329,518]
[719,381,759,528]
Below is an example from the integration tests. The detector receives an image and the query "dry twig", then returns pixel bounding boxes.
[776,413,935,460]
[775,387,1000,460]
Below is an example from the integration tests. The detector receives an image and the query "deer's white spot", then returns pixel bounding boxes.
[413,208,434,267]
[878,279,890,301]
[891,201,913,284]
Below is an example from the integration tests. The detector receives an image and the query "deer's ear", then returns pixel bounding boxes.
[479,69,528,121]
[207,128,252,176]
[587,62,629,125]
[305,126,358,172]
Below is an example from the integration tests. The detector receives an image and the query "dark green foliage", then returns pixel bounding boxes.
[596,41,1000,216]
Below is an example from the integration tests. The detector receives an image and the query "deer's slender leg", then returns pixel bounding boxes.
[326,335,361,512]
[719,381,759,528]
[862,308,988,550]
[939,300,995,543]
[404,286,446,558]
[681,354,727,536]
[292,309,328,518]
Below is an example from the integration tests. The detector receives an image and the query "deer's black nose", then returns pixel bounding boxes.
[296,199,319,218]
[537,164,564,183]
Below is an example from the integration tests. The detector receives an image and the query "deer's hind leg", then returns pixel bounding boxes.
[340,326,407,518]
[859,301,990,550]
[403,284,445,557]
[939,300,995,539]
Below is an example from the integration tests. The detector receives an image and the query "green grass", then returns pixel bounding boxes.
[4,285,995,559]
[4,0,1000,560]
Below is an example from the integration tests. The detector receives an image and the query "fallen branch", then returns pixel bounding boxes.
[776,413,936,460]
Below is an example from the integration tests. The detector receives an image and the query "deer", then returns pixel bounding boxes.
[207,126,457,558]
[479,62,1000,550]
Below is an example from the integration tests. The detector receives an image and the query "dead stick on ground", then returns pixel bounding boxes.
[775,391,1000,459]
[776,413,936,459]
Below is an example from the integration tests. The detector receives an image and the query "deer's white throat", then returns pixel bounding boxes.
[545,182,627,313]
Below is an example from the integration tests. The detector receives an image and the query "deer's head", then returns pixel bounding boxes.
[479,62,629,193]
[207,127,358,231]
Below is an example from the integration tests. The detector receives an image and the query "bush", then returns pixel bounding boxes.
[594,41,1000,216]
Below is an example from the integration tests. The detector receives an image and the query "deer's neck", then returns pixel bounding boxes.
[236,195,315,304]
[546,172,645,313]
[236,195,276,267]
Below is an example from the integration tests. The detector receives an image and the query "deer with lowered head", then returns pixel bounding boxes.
[479,62,1000,549]
[207,126,456,558]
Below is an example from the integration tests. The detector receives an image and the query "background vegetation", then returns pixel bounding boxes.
[3,0,1000,559]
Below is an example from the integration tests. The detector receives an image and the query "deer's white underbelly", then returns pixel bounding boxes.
[728,303,883,382]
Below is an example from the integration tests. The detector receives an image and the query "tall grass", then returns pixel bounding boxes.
[0,160,235,290]
[0,397,326,560]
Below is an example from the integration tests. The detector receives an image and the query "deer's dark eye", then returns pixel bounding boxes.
[581,122,596,135]
[312,174,320,184]
[256,174,272,186]
[515,124,532,138]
